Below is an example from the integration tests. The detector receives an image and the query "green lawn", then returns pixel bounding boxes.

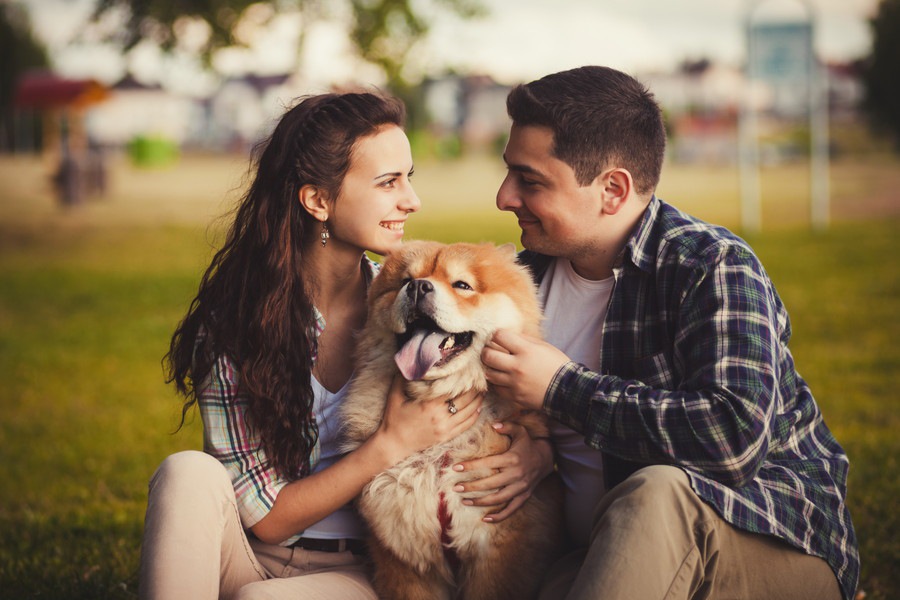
[0,153,897,598]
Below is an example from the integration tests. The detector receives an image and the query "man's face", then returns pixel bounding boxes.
[497,124,600,258]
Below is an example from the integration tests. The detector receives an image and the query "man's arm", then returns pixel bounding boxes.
[486,246,782,488]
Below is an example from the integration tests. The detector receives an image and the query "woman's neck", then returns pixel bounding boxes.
[303,240,367,318]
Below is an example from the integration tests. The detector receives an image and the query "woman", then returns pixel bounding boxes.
[138,92,485,599]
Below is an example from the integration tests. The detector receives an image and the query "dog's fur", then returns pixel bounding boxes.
[340,241,563,600]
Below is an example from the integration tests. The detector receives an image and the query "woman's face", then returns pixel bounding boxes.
[329,124,420,256]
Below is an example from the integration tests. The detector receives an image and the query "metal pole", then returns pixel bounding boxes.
[740,3,762,233]
[810,49,830,230]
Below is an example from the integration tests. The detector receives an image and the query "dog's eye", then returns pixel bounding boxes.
[452,281,473,291]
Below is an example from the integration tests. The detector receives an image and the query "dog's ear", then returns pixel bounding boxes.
[497,243,518,257]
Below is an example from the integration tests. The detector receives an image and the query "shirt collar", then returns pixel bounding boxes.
[620,195,661,274]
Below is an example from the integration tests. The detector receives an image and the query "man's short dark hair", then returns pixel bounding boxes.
[506,66,666,196]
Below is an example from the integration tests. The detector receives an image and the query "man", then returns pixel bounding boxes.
[481,66,858,600]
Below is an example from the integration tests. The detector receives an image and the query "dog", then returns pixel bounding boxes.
[340,241,564,600]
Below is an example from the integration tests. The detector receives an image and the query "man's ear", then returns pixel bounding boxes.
[298,184,329,222]
[599,168,633,216]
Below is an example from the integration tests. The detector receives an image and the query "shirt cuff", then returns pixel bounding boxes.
[543,360,596,435]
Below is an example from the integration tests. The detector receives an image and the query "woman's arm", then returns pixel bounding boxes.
[251,376,483,544]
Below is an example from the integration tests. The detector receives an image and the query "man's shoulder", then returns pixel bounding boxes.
[650,199,755,266]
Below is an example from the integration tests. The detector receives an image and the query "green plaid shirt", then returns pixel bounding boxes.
[522,197,858,599]
[198,255,379,545]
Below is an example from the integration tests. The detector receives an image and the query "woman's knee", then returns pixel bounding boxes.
[149,450,232,498]
[233,579,272,600]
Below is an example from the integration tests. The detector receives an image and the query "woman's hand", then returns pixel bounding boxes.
[451,421,555,522]
[255,379,481,544]
[374,375,483,466]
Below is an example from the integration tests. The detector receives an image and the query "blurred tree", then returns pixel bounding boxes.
[91,0,485,97]
[861,0,900,150]
[0,3,50,152]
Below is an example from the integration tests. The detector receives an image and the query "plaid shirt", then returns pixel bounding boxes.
[523,197,858,599]
[198,256,379,545]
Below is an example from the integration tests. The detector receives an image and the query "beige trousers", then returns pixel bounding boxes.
[139,451,377,600]
[539,465,842,600]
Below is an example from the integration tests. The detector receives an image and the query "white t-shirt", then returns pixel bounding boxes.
[539,257,614,547]
[302,376,367,540]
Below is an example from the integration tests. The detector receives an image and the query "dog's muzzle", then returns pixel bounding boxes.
[394,279,475,381]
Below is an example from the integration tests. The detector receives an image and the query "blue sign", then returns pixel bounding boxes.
[748,22,813,83]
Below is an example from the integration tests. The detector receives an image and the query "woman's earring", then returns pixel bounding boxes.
[320,221,330,247]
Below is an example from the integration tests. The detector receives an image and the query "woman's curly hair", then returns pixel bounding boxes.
[166,92,406,480]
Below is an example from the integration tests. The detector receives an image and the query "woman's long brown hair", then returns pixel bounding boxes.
[165,92,406,480]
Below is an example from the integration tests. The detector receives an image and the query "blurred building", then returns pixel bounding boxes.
[422,74,511,153]
[86,75,200,148]
[83,72,317,154]
[641,61,744,164]
[205,73,296,152]
[641,59,865,164]
[825,61,865,122]
[12,59,861,164]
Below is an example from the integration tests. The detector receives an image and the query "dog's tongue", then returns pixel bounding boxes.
[395,330,446,381]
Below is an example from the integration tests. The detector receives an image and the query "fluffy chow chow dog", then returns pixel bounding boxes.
[340,241,563,600]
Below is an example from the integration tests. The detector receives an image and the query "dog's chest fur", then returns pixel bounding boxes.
[341,355,513,574]
[361,404,510,574]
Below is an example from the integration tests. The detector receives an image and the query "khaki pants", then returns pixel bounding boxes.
[540,465,842,600]
[139,451,377,600]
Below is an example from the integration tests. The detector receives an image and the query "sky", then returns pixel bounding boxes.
[22,0,880,92]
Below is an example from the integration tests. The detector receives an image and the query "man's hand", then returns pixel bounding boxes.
[482,329,570,411]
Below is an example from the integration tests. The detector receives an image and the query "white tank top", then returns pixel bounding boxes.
[539,258,614,547]
[301,376,367,540]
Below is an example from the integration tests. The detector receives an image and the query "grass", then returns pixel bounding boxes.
[0,226,208,598]
[748,224,900,600]
[0,153,898,598]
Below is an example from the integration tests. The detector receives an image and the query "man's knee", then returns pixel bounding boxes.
[605,465,692,503]
[595,465,703,529]
[567,467,715,599]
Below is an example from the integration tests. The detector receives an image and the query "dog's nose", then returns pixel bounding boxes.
[406,279,434,302]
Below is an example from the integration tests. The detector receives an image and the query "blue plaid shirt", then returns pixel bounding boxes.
[523,197,858,599]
